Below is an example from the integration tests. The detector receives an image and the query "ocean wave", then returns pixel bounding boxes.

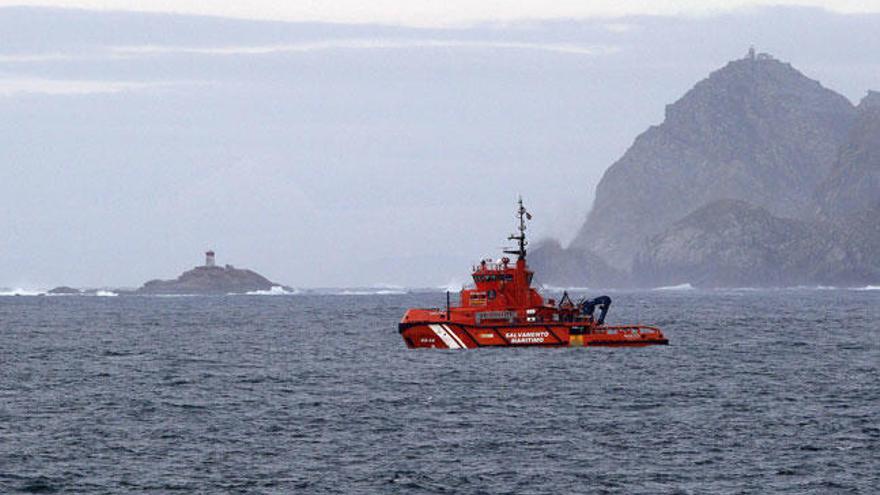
[725,286,822,291]
[0,288,46,296]
[147,294,202,297]
[334,289,407,295]
[94,290,119,297]
[437,281,464,292]
[853,285,880,291]
[371,283,405,290]
[652,283,695,291]
[307,288,409,295]
[244,286,299,296]
[540,284,593,292]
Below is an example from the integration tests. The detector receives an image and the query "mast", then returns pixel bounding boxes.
[505,197,532,260]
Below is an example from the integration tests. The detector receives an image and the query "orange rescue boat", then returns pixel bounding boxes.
[399,199,668,349]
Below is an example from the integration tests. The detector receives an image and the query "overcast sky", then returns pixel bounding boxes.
[2,1,880,25]
[1,3,878,288]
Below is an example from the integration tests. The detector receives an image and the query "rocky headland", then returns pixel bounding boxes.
[47,286,82,295]
[132,263,285,295]
[43,254,287,296]
[533,50,879,288]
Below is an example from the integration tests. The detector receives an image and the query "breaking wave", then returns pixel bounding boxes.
[334,289,407,296]
[437,280,464,292]
[244,286,299,296]
[853,285,880,291]
[0,288,45,296]
[95,290,118,297]
[652,283,695,291]
[371,283,405,290]
[721,286,833,292]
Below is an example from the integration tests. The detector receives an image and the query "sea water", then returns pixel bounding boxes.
[1,290,878,493]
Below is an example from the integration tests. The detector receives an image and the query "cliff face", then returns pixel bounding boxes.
[816,91,880,218]
[635,200,823,287]
[569,55,855,271]
[532,52,879,288]
[135,265,279,295]
[529,239,630,288]
[633,199,880,288]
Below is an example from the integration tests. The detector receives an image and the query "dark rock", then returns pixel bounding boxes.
[570,54,855,270]
[533,52,879,288]
[133,264,284,295]
[816,90,880,218]
[47,286,81,295]
[633,200,880,287]
[821,203,880,283]
[529,239,630,288]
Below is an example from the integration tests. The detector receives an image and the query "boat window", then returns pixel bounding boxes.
[469,292,488,306]
[474,274,513,282]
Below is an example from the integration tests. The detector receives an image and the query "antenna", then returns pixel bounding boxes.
[504,196,532,260]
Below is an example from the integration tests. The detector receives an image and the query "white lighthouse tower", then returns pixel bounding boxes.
[205,250,216,267]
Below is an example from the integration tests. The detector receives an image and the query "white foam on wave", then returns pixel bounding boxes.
[244,286,299,295]
[853,285,880,291]
[540,284,593,292]
[94,290,118,297]
[0,288,46,296]
[652,283,695,291]
[335,289,407,295]
[371,283,405,290]
[437,280,464,292]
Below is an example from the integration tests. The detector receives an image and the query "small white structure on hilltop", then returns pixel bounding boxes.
[205,250,216,267]
[746,46,775,61]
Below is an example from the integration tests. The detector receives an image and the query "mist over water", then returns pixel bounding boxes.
[2,290,877,493]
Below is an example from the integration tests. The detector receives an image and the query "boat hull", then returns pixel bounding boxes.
[399,321,668,349]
